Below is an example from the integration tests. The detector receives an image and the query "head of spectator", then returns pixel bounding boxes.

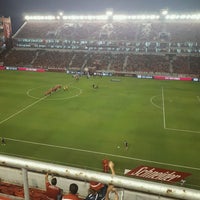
[69,183,79,194]
[51,177,57,186]
[62,183,82,200]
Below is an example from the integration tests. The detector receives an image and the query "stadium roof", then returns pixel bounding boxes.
[1,0,200,33]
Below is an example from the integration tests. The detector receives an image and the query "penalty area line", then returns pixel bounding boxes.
[0,96,47,125]
[165,127,200,134]
[6,137,200,172]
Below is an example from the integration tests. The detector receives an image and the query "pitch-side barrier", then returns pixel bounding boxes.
[0,155,200,200]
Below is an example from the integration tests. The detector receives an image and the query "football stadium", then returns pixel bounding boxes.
[0,7,200,200]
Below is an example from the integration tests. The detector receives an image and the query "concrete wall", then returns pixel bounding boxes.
[0,166,177,200]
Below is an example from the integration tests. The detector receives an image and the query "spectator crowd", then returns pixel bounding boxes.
[1,17,200,77]
[1,49,200,77]
[45,159,119,200]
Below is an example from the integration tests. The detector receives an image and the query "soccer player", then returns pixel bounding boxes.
[124,140,128,150]
[1,137,6,145]
[64,85,69,91]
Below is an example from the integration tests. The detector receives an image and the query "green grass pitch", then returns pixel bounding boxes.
[0,70,200,189]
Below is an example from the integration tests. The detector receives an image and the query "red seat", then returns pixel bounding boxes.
[0,196,12,200]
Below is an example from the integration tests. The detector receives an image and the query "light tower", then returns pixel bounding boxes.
[106,8,113,21]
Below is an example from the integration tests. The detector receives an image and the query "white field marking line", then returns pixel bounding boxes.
[150,95,162,109]
[46,87,82,101]
[0,152,101,171]
[165,127,200,134]
[163,91,200,134]
[26,84,82,101]
[162,87,166,129]
[6,137,200,171]
[0,96,47,125]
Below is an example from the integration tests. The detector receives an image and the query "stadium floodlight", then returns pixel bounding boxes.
[24,16,29,20]
[165,13,200,20]
[165,14,177,20]
[106,9,113,17]
[161,9,168,16]
[59,12,63,16]
[113,14,159,21]
[150,15,160,19]
[62,15,108,20]
[24,11,200,22]
[180,15,186,19]
[113,15,128,20]
[24,15,56,20]
[94,15,108,20]
[192,14,200,19]
[129,15,137,20]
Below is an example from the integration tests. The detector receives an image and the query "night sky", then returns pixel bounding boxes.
[1,0,200,33]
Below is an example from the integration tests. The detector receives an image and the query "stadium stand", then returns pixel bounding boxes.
[2,49,36,67]
[1,15,199,77]
[1,49,200,76]
[0,182,46,200]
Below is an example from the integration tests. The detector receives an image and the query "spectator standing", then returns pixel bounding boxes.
[62,183,82,200]
[102,159,109,173]
[45,173,62,200]
[105,185,119,200]
[124,140,128,150]
[85,161,117,200]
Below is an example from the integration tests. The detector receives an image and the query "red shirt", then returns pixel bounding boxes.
[62,193,82,200]
[46,181,61,200]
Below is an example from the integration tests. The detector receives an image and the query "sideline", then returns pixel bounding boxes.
[165,127,200,134]
[162,88,200,134]
[0,96,46,125]
[162,87,166,129]
[4,137,200,172]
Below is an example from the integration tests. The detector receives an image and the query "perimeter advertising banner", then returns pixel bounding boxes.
[0,66,5,70]
[154,75,193,81]
[125,166,191,183]
[18,67,45,72]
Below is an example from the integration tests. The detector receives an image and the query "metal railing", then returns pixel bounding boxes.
[0,154,200,200]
